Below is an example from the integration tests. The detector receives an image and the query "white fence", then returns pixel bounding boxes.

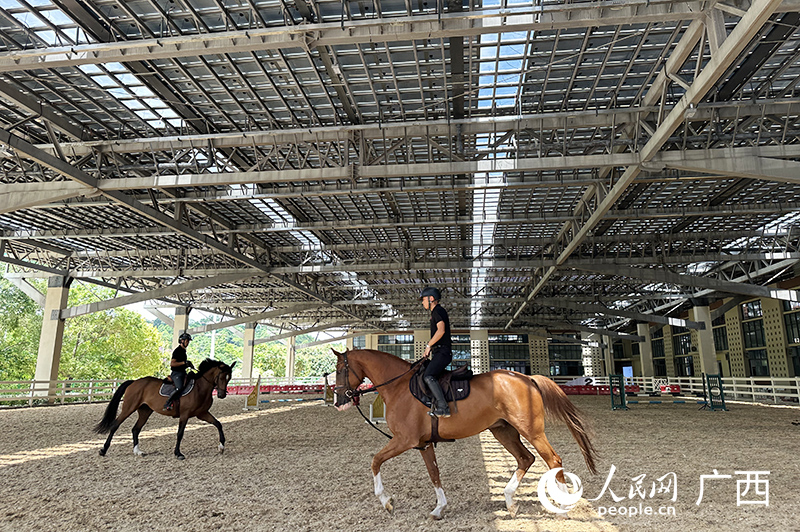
[0,375,328,407]
[4,374,799,408]
[551,375,800,405]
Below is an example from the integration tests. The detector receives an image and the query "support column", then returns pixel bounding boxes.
[34,276,71,398]
[581,332,604,376]
[470,329,490,374]
[414,329,429,360]
[528,335,549,376]
[603,335,614,376]
[172,306,191,348]
[637,323,654,377]
[693,304,718,375]
[242,322,256,382]
[286,336,296,383]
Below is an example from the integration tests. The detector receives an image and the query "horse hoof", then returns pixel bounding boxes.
[218,443,225,454]
[507,502,519,518]
[384,497,394,515]
[429,511,444,521]
[98,449,106,457]
[176,454,185,461]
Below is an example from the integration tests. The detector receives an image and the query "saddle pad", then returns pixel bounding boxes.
[159,380,195,398]
[409,365,471,409]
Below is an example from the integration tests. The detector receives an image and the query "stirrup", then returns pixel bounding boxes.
[429,406,451,418]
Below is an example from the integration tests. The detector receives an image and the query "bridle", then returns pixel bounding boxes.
[335,350,425,405]
[335,350,365,404]
[199,365,231,396]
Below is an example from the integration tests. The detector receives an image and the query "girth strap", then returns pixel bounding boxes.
[426,414,455,447]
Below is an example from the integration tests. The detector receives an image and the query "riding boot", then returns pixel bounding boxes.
[164,390,179,410]
[423,375,451,418]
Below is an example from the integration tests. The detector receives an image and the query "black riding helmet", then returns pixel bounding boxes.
[419,286,441,301]
[178,332,192,342]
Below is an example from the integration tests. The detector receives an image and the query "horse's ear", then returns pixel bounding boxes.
[230,361,237,370]
[331,348,342,356]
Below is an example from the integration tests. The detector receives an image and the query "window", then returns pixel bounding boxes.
[675,356,694,377]
[378,335,413,344]
[713,326,729,351]
[672,332,692,356]
[549,343,582,360]
[783,301,800,312]
[377,335,414,360]
[489,334,528,343]
[613,343,625,359]
[489,334,529,373]
[550,360,584,376]
[785,310,800,345]
[353,336,366,348]
[652,338,665,358]
[653,358,667,376]
[741,300,763,319]
[745,349,769,377]
[788,346,800,378]
[742,319,766,348]
[450,335,471,370]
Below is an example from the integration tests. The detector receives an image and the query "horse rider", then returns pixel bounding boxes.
[420,286,452,418]
[164,332,195,411]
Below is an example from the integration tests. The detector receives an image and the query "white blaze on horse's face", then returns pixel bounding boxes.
[335,402,352,412]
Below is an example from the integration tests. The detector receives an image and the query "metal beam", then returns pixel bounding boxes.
[299,330,382,349]
[60,273,255,320]
[4,276,46,307]
[574,262,800,302]
[533,297,706,329]
[657,151,800,184]
[710,296,748,321]
[505,0,784,328]
[531,320,644,341]
[188,303,318,334]
[0,2,712,73]
[253,320,355,345]
[0,181,89,215]
[0,129,382,330]
[34,99,800,157]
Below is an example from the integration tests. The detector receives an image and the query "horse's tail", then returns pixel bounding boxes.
[530,375,598,474]
[94,380,134,434]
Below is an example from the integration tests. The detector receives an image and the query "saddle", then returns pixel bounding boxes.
[409,361,473,411]
[159,378,195,398]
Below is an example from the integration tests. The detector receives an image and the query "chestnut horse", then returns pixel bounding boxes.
[94,359,236,460]
[333,349,596,519]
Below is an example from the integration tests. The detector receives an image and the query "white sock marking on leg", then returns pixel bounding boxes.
[504,473,520,509]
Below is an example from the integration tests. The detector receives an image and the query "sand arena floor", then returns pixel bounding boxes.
[0,393,797,532]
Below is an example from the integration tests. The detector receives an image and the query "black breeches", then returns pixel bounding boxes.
[424,348,452,379]
[171,371,186,393]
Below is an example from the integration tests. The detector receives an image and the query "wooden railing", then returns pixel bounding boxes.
[0,375,330,407]
[551,375,800,405]
[4,374,798,407]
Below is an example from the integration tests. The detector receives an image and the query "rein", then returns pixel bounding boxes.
[338,351,425,400]
[197,365,228,394]
[338,351,426,440]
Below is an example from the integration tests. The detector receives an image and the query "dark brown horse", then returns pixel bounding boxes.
[95,359,236,460]
[333,349,596,519]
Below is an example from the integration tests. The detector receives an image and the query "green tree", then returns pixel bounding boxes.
[59,283,164,380]
[0,277,165,381]
[0,277,42,380]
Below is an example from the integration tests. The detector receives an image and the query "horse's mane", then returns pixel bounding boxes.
[350,348,412,369]
[196,358,229,376]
